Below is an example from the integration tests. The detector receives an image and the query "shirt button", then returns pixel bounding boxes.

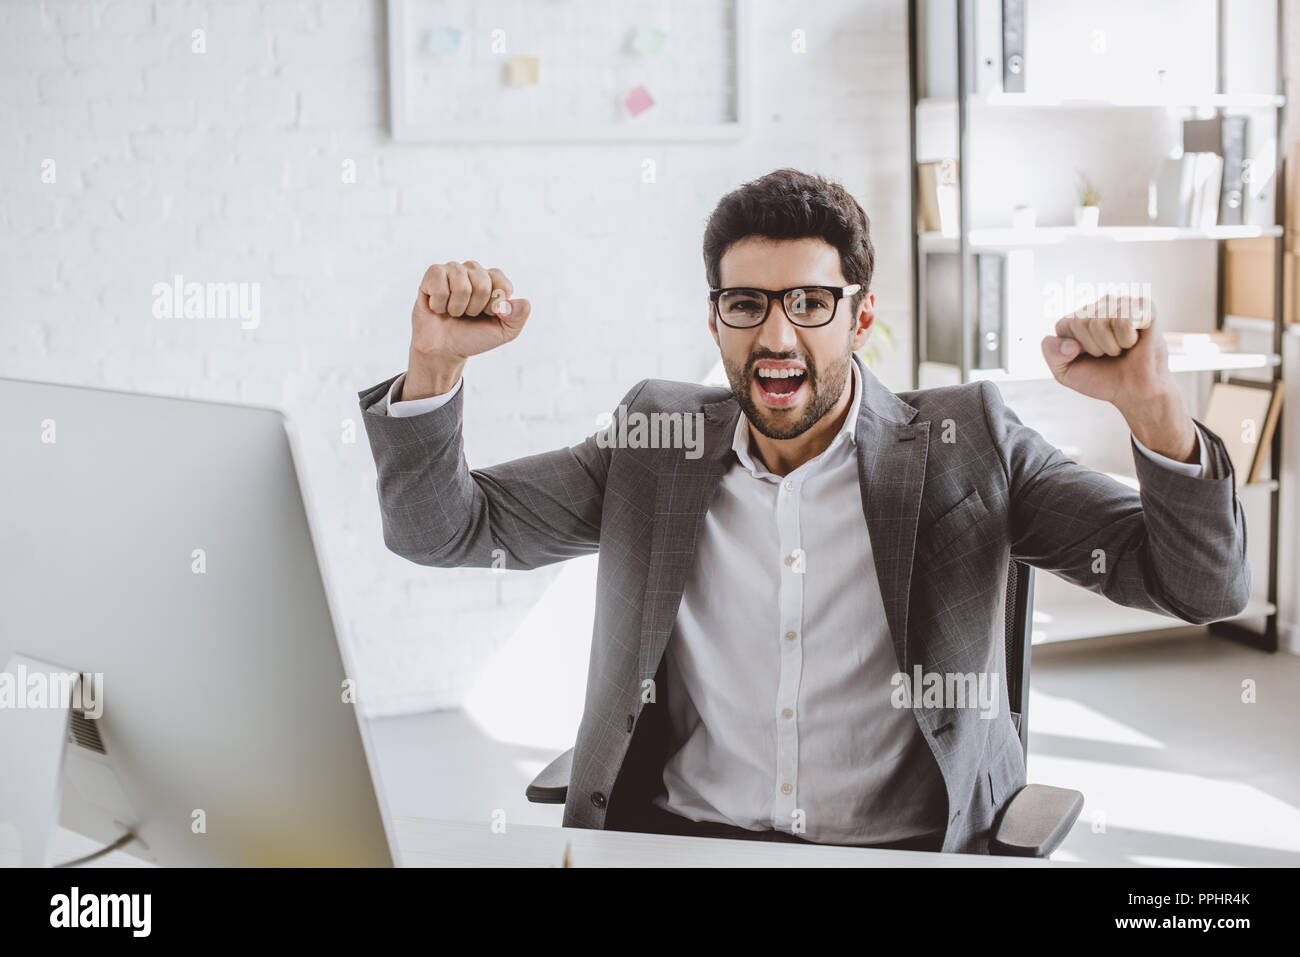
[781,708,793,719]
[591,791,607,809]
[783,480,794,491]
[785,631,797,641]
[781,783,793,795]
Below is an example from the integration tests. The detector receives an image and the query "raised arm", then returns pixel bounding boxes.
[991,295,1251,623]
[357,260,642,570]
[359,373,645,569]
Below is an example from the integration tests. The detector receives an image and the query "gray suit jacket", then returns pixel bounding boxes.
[358,354,1250,853]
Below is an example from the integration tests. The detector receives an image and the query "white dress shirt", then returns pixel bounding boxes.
[386,367,1209,843]
[386,373,464,416]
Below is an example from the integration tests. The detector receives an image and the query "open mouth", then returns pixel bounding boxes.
[752,363,808,408]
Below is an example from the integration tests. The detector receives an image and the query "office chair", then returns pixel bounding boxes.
[526,560,1084,858]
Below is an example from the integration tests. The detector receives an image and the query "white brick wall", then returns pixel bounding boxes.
[0,0,914,714]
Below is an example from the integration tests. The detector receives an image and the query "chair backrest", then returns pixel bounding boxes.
[1002,560,1036,766]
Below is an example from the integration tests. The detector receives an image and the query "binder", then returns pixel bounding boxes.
[1220,115,1247,226]
[975,253,1005,369]
[921,251,1005,370]
[1001,0,1026,93]
[923,252,961,366]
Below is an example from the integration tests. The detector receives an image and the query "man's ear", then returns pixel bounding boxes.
[707,298,721,349]
[851,291,875,352]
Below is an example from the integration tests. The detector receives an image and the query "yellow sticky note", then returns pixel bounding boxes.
[506,55,540,86]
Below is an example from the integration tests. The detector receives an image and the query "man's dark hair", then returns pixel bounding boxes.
[702,168,875,312]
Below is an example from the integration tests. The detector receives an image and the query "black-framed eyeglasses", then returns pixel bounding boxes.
[709,284,862,329]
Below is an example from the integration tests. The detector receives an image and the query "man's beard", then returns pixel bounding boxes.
[723,347,854,440]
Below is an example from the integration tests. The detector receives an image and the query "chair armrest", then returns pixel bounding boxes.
[989,783,1084,858]
[525,747,574,805]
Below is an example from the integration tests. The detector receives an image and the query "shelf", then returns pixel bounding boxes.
[918,93,1285,110]
[1032,591,1276,645]
[1162,352,1279,373]
[909,5,1286,657]
[919,225,1283,251]
[921,353,1279,389]
[1224,314,1300,336]
[937,352,1279,384]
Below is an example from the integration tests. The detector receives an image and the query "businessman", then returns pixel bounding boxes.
[358,169,1250,854]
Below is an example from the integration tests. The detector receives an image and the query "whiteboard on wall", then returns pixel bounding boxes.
[387,0,749,143]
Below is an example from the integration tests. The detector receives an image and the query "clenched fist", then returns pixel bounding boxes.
[404,261,531,401]
[1041,295,1163,406]
[1041,295,1197,463]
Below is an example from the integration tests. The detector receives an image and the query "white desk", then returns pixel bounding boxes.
[3,818,1065,867]
[391,817,1063,867]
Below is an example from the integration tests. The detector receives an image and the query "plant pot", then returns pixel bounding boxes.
[1074,205,1100,228]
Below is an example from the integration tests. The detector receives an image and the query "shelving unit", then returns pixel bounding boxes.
[906,0,1287,651]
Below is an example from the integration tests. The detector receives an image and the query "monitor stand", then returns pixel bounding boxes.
[0,654,75,867]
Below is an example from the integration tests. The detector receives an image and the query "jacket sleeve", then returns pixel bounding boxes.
[979,380,1251,624]
[357,374,649,571]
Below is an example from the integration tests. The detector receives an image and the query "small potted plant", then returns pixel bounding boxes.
[1074,175,1101,228]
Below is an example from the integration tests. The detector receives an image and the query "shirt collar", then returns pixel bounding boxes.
[731,359,863,478]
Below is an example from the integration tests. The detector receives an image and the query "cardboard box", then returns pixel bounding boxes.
[1203,381,1284,483]
[1219,140,1300,322]
[1223,237,1299,323]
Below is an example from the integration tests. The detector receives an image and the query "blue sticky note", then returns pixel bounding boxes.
[423,25,462,56]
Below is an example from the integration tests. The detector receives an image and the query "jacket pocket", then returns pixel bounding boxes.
[919,488,988,556]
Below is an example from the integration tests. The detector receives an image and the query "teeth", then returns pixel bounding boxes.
[757,368,805,379]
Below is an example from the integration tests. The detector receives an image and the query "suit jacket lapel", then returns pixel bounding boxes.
[637,396,738,681]
[852,355,928,672]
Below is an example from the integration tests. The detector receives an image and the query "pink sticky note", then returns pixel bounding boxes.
[620,84,654,117]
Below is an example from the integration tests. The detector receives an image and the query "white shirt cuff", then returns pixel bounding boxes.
[1131,425,1209,478]
[386,373,464,417]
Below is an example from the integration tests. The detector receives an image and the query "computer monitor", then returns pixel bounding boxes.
[0,377,397,866]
